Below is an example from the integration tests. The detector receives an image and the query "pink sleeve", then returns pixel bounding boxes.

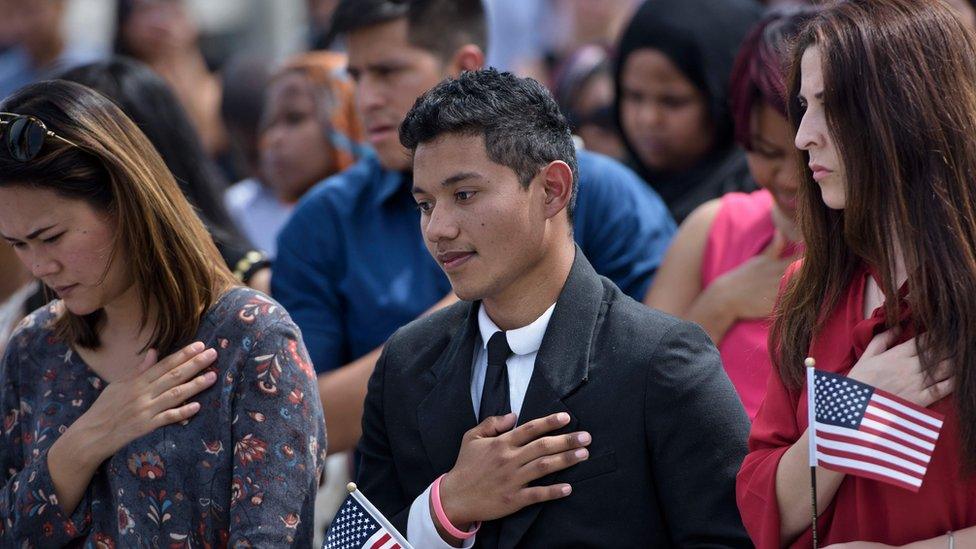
[700,191,775,287]
[699,197,731,287]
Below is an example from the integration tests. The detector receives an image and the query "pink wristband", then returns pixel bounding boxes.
[431,474,481,540]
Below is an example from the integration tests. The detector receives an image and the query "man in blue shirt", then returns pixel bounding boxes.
[272,0,675,453]
[0,1,100,100]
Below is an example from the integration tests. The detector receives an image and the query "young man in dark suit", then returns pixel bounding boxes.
[357,69,752,548]
[272,0,676,454]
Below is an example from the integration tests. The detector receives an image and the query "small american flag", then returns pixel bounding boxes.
[323,484,413,549]
[806,368,945,492]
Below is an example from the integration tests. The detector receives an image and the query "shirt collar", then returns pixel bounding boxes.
[477,302,556,356]
[375,158,412,206]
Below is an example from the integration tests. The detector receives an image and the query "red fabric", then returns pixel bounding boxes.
[700,190,801,418]
[736,261,976,548]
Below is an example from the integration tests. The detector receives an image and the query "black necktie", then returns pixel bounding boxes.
[479,331,513,421]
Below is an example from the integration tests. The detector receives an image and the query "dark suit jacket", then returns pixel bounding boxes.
[357,249,752,548]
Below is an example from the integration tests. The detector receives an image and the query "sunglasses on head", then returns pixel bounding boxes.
[0,112,79,162]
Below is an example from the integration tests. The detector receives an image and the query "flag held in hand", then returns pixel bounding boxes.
[806,368,945,492]
[323,483,413,549]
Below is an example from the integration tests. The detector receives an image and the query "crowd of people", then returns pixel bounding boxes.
[0,0,975,547]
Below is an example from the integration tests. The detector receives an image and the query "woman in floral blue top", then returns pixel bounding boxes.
[0,80,326,547]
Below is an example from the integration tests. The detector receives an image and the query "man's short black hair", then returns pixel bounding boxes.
[400,68,579,219]
[327,0,487,61]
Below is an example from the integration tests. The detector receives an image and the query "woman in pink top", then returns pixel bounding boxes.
[644,7,816,418]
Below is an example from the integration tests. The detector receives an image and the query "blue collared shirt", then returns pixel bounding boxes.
[272,149,675,373]
[0,46,102,100]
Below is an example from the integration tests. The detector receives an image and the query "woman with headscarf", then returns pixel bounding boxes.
[614,0,762,222]
[224,51,365,259]
[645,7,816,420]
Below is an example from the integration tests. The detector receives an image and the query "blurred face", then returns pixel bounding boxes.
[259,72,334,203]
[412,134,549,302]
[0,187,131,316]
[9,0,65,50]
[619,49,713,172]
[347,19,448,172]
[570,0,637,47]
[946,0,976,31]
[306,0,339,29]
[120,0,197,61]
[746,103,801,219]
[576,72,614,115]
[574,73,625,159]
[795,46,846,210]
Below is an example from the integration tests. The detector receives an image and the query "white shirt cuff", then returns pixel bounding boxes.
[407,482,476,548]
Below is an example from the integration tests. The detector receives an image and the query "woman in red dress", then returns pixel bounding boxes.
[736,0,976,547]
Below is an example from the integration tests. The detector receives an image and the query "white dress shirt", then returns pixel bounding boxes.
[223,178,293,258]
[406,302,557,548]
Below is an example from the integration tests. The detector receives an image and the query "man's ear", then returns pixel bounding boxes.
[539,161,574,220]
[448,45,485,76]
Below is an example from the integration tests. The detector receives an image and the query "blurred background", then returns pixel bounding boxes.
[26,0,651,78]
[57,0,307,62]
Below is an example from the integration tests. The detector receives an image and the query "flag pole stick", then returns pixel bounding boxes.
[805,358,818,549]
[810,465,818,549]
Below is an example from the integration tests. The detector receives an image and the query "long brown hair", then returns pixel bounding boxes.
[0,80,237,352]
[773,0,976,469]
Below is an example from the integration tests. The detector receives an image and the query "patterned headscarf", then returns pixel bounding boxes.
[274,51,365,171]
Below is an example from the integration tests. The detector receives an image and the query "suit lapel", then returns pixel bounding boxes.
[498,248,609,549]
[417,301,481,474]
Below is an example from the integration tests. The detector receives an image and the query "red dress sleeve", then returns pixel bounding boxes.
[735,360,803,548]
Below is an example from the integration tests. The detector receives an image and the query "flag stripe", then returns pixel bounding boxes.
[815,428,930,469]
[869,397,942,433]
[816,424,931,463]
[860,416,936,450]
[872,393,944,428]
[367,532,391,549]
[857,422,934,456]
[816,442,926,478]
[817,454,922,492]
[866,402,940,440]
[362,525,403,549]
[817,452,923,486]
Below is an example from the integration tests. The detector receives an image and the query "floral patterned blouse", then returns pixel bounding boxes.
[0,287,327,548]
